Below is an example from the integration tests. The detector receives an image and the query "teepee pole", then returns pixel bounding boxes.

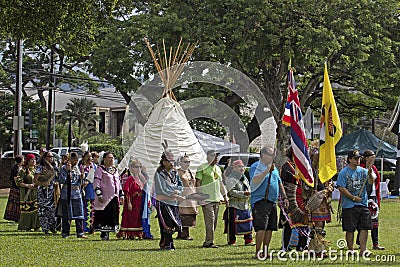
[145,37,197,101]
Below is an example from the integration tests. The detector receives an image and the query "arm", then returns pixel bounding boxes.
[15,170,35,189]
[93,167,103,203]
[155,172,183,201]
[195,167,203,190]
[219,177,229,204]
[174,174,185,201]
[57,166,68,184]
[338,186,361,202]
[195,179,201,188]
[251,168,269,184]
[367,168,374,185]
[252,162,274,184]
[226,178,246,198]
[278,182,289,207]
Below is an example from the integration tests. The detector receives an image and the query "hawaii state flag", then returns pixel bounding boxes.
[319,63,342,183]
[284,68,314,187]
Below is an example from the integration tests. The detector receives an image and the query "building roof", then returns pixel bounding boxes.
[26,87,127,112]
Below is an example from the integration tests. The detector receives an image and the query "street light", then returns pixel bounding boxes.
[67,109,72,151]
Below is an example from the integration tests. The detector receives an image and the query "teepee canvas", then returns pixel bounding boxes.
[119,38,207,179]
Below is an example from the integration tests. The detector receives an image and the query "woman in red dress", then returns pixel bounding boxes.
[117,159,145,239]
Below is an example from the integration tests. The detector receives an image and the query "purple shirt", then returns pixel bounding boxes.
[93,166,121,210]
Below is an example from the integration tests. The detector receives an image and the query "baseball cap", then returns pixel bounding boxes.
[206,149,220,157]
[347,150,361,159]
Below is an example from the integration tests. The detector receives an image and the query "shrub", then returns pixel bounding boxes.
[89,144,125,162]
[381,171,395,192]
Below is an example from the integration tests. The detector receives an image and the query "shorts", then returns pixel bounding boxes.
[252,199,278,232]
[341,206,372,232]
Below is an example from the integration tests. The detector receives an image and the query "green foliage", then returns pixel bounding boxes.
[0,93,14,151]
[0,0,118,56]
[382,171,395,192]
[59,98,100,135]
[0,92,43,151]
[88,0,400,151]
[189,118,226,138]
[89,143,124,161]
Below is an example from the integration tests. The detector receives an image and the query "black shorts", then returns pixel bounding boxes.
[252,199,278,232]
[342,206,372,232]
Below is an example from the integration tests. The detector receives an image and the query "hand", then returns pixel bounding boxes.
[244,191,251,196]
[283,198,289,208]
[353,196,361,202]
[269,163,275,173]
[98,196,104,203]
[175,195,185,202]
[127,202,132,211]
[223,196,229,206]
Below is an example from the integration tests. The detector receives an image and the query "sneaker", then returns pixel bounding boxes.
[78,235,89,239]
[245,242,255,246]
[228,241,236,246]
[165,244,176,251]
[100,232,109,241]
[373,245,385,250]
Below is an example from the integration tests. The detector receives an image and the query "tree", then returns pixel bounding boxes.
[0,1,117,56]
[90,0,400,163]
[59,98,100,136]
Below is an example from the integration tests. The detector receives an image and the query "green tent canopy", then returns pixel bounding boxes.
[335,129,398,159]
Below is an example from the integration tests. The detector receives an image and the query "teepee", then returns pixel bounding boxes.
[119,38,207,180]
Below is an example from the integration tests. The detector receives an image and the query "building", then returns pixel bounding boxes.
[32,87,128,138]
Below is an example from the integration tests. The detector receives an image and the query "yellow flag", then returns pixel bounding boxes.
[319,63,342,183]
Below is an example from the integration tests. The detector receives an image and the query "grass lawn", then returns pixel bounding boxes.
[1,197,399,266]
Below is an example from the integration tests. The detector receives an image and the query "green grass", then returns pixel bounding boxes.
[1,197,400,266]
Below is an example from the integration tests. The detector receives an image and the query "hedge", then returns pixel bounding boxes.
[88,144,125,162]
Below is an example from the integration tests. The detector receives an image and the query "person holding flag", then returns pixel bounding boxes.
[307,62,342,255]
[281,65,314,251]
[282,63,315,187]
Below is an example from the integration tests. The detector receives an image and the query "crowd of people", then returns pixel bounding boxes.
[2,144,385,258]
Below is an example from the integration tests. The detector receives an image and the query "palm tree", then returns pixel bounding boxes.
[59,98,100,135]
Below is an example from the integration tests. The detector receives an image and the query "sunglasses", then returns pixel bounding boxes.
[181,161,190,163]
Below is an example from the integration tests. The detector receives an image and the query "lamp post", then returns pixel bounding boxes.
[67,109,72,151]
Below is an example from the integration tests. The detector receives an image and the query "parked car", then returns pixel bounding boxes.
[374,158,396,172]
[217,153,260,169]
[1,150,41,160]
[1,150,62,166]
[50,147,83,158]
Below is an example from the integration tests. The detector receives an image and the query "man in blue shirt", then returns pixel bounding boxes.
[250,146,289,259]
[337,149,373,255]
